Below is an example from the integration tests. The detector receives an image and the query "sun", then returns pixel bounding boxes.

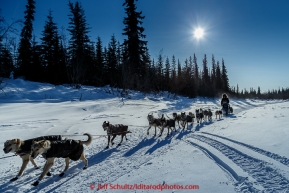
[194,28,204,39]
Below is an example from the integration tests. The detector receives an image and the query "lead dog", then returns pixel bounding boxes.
[30,133,92,186]
[3,135,62,181]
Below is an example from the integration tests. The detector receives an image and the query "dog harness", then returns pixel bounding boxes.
[106,124,128,135]
[16,135,62,155]
[43,139,84,161]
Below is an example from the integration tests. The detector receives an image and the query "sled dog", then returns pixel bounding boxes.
[147,113,164,136]
[215,110,222,119]
[160,114,176,136]
[172,112,182,128]
[102,121,131,148]
[3,135,62,181]
[30,133,92,186]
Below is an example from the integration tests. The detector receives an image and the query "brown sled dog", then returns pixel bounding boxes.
[3,135,62,181]
[30,133,92,186]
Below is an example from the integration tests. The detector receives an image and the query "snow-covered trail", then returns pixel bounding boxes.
[0,80,288,193]
[2,105,289,193]
[186,134,289,192]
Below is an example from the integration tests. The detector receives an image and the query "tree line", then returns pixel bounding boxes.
[0,0,288,99]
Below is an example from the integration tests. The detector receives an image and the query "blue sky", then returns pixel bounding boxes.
[1,0,289,92]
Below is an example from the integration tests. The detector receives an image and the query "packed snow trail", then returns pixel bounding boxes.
[188,134,289,192]
[201,132,289,166]
[182,140,259,192]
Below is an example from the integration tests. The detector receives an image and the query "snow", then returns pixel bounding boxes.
[0,78,289,192]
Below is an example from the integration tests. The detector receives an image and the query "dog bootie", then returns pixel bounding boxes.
[32,180,40,186]
[10,176,19,181]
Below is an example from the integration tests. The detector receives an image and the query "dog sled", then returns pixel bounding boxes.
[222,103,233,116]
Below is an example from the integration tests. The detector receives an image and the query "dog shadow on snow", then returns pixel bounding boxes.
[124,132,176,156]
[0,165,53,192]
[124,137,156,157]
[175,129,192,140]
[0,180,21,193]
[0,163,81,193]
[144,136,173,155]
[27,148,119,192]
[194,120,214,132]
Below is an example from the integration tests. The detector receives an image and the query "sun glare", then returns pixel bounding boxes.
[194,28,204,39]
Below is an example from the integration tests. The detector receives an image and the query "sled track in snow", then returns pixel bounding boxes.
[201,132,289,167]
[189,134,289,192]
[183,140,259,193]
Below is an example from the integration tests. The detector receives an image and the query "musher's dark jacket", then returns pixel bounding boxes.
[44,140,83,161]
[17,135,62,155]
[221,98,230,106]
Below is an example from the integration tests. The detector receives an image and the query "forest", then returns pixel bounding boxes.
[0,0,288,99]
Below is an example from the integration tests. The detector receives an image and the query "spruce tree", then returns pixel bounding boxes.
[17,0,36,79]
[257,86,261,98]
[211,54,216,90]
[67,1,92,88]
[40,10,61,84]
[216,61,222,91]
[0,47,14,77]
[30,36,43,81]
[164,57,170,91]
[201,54,210,96]
[171,55,177,93]
[95,36,104,86]
[122,0,148,90]
[193,54,199,96]
[156,51,164,91]
[221,58,230,92]
[106,34,118,87]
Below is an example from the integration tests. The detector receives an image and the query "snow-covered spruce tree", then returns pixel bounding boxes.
[122,0,149,91]
[67,1,93,88]
[17,0,35,80]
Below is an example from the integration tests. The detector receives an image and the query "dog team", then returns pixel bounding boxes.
[147,108,223,137]
[3,107,222,186]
